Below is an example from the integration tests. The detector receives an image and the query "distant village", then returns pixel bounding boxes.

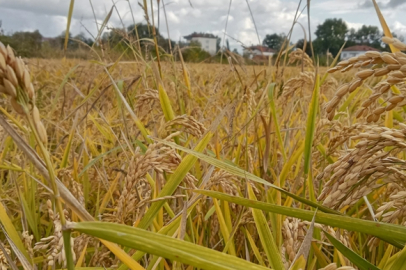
[0,18,400,63]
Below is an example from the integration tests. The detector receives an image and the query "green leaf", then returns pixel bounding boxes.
[153,137,340,215]
[60,113,79,168]
[194,190,406,247]
[268,83,286,160]
[303,73,319,176]
[289,211,317,270]
[243,228,266,266]
[0,202,30,261]
[248,184,285,270]
[384,245,406,270]
[63,0,75,52]
[324,230,380,270]
[137,132,213,229]
[79,144,125,177]
[67,221,270,270]
[50,64,79,112]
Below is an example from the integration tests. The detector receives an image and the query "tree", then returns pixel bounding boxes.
[314,18,348,56]
[347,25,381,49]
[126,23,175,53]
[128,24,156,40]
[73,32,94,47]
[0,30,43,57]
[262,33,285,51]
[295,39,312,57]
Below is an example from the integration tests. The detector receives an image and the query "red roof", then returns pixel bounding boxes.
[184,32,217,40]
[343,45,380,52]
[247,45,276,53]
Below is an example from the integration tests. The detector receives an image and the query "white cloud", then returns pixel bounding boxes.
[391,21,406,39]
[346,22,364,30]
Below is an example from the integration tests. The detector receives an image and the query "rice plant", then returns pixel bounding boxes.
[1,1,406,270]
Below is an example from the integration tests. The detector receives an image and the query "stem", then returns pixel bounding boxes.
[25,112,74,270]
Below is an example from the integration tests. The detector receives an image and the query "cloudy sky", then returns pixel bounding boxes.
[1,0,406,52]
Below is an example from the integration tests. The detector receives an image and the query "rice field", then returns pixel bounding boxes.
[2,1,406,270]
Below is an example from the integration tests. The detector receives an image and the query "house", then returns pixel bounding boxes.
[183,32,218,55]
[341,45,380,60]
[243,45,276,60]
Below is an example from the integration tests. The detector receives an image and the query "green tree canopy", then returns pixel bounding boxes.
[314,18,348,56]
[295,39,312,57]
[0,30,43,57]
[262,33,285,51]
[346,25,381,49]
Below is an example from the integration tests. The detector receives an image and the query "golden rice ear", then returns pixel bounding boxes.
[325,96,340,113]
[379,83,391,93]
[393,40,406,51]
[23,69,31,90]
[381,54,399,64]
[6,65,18,87]
[6,45,15,64]
[14,57,25,80]
[0,52,6,70]
[36,121,48,144]
[335,84,349,97]
[385,102,397,111]
[355,69,374,79]
[355,108,365,118]
[32,106,41,125]
[382,36,394,44]
[387,76,404,84]
[26,82,35,100]
[365,51,381,58]
[372,107,385,115]
[388,95,405,104]
[10,97,24,114]
[349,79,362,92]
[3,78,17,98]
[374,67,390,76]
[0,42,7,58]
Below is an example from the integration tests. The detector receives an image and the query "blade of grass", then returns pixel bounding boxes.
[268,83,287,161]
[213,198,236,256]
[66,221,270,270]
[324,231,380,270]
[372,0,399,53]
[63,0,75,53]
[0,202,30,261]
[243,228,266,266]
[248,184,285,270]
[194,190,406,247]
[104,67,151,143]
[137,132,213,229]
[60,112,79,168]
[50,64,79,112]
[289,211,317,270]
[303,72,319,179]
[153,137,340,214]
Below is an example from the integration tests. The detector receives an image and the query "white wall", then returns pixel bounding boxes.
[191,37,217,55]
[252,49,274,56]
[342,51,368,60]
[243,49,274,59]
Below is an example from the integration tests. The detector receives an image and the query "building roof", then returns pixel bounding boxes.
[184,32,217,40]
[343,45,380,52]
[246,45,276,53]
